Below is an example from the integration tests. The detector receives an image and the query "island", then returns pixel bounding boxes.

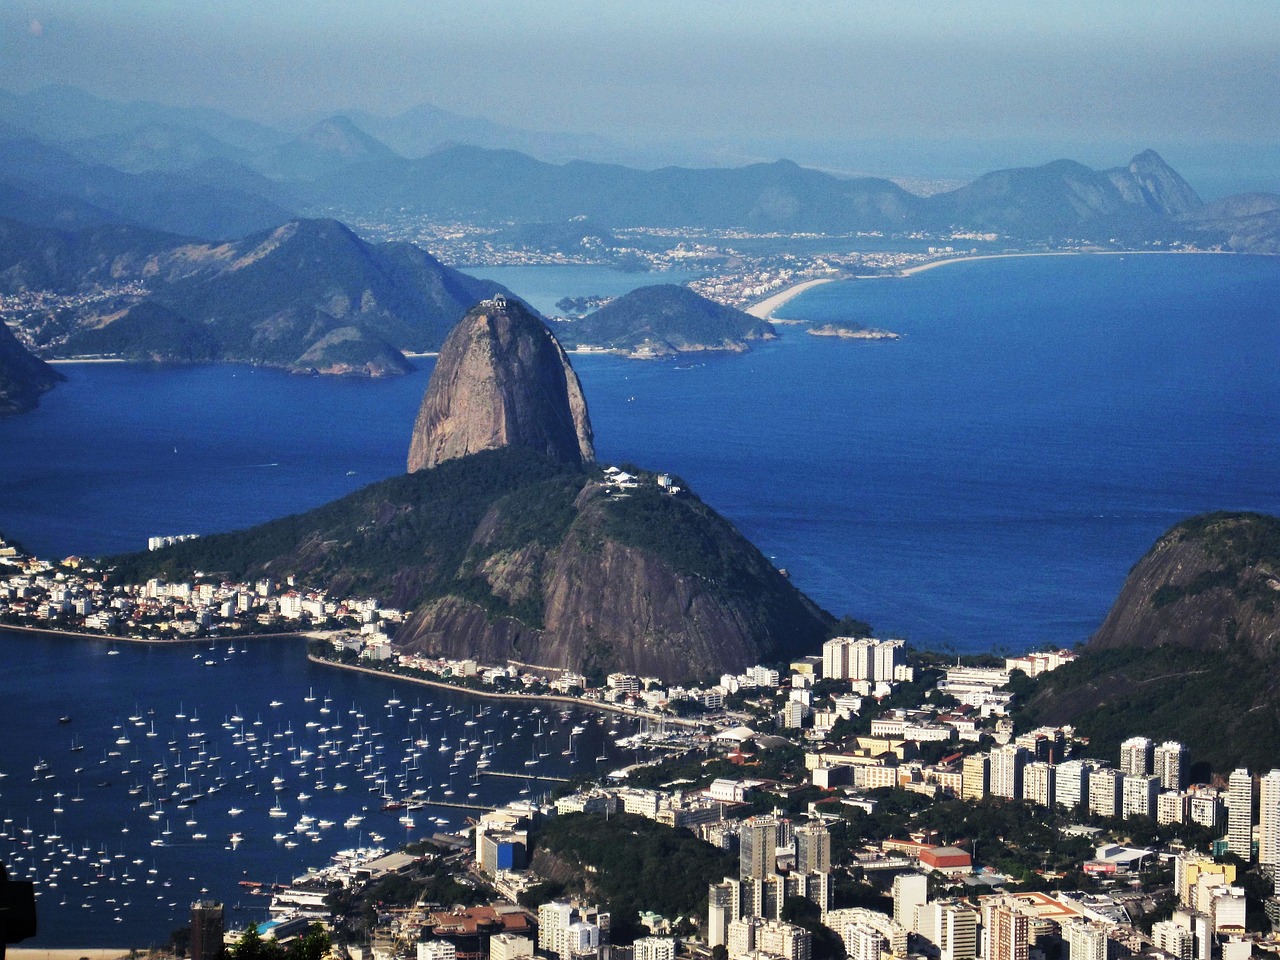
[806,321,900,340]
[555,284,775,359]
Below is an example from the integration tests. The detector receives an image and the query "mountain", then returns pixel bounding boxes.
[0,217,184,292]
[1089,512,1280,657]
[928,151,1204,239]
[1183,192,1280,254]
[0,136,294,239]
[113,446,831,681]
[307,146,923,232]
[343,101,620,163]
[557,284,776,358]
[0,320,63,415]
[1017,513,1280,772]
[0,84,286,153]
[407,296,593,471]
[65,122,253,174]
[57,218,507,374]
[254,116,400,181]
[113,304,832,679]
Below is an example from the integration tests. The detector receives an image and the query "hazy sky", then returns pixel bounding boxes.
[3,0,1277,173]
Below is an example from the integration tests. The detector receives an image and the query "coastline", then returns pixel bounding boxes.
[308,654,704,728]
[898,248,1242,278]
[745,276,839,319]
[0,621,306,646]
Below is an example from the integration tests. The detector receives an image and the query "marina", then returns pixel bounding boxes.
[0,630,643,946]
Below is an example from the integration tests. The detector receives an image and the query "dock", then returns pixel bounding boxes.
[480,769,571,784]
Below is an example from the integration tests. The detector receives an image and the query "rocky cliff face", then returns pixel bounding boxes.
[0,320,63,414]
[392,476,831,679]
[407,296,594,471]
[1088,512,1280,657]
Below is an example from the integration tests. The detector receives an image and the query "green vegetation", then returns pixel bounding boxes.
[228,923,330,960]
[530,812,736,942]
[556,284,772,355]
[1152,512,1280,614]
[1016,644,1280,773]
[107,447,588,619]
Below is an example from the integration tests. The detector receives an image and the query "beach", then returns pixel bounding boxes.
[744,277,838,319]
[898,248,1240,277]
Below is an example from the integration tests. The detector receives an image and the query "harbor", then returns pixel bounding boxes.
[0,629,644,946]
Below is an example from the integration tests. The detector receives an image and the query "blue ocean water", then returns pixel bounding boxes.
[0,253,1277,944]
[0,630,636,946]
[1,255,1276,650]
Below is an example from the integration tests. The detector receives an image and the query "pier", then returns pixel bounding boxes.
[480,769,571,783]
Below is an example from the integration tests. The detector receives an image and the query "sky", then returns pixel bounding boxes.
[2,0,1278,185]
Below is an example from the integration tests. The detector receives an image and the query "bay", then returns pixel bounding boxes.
[1,253,1278,944]
[1,256,1277,650]
[0,629,634,946]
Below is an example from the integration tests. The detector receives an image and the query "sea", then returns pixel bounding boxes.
[1,252,1278,944]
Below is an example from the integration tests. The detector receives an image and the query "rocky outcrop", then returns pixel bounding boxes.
[393,476,831,680]
[407,296,594,471]
[118,447,831,682]
[557,284,775,358]
[1088,512,1280,657]
[0,320,63,414]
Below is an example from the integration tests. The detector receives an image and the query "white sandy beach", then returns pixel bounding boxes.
[899,248,1240,277]
[744,277,838,319]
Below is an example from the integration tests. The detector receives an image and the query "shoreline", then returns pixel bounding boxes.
[307,654,704,728]
[0,621,306,646]
[745,277,839,319]
[898,248,1244,277]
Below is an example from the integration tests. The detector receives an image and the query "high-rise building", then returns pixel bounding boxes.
[1088,767,1123,818]
[708,879,741,947]
[1152,921,1194,960]
[989,745,1024,800]
[740,816,778,880]
[795,821,831,874]
[1122,775,1160,820]
[1258,770,1280,867]
[633,938,677,960]
[1227,768,1254,861]
[190,901,224,960]
[1119,736,1154,777]
[757,920,813,960]
[1062,919,1109,960]
[916,901,977,960]
[1154,741,1189,791]
[1158,791,1189,825]
[844,923,887,960]
[892,872,928,931]
[1022,762,1054,807]
[961,754,988,801]
[983,901,1029,960]
[1054,760,1091,811]
[489,934,534,960]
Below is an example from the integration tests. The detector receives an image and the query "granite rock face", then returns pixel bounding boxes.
[407,296,594,472]
[1088,512,1280,658]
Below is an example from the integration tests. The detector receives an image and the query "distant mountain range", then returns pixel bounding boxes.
[1,84,1276,251]
[0,216,508,375]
